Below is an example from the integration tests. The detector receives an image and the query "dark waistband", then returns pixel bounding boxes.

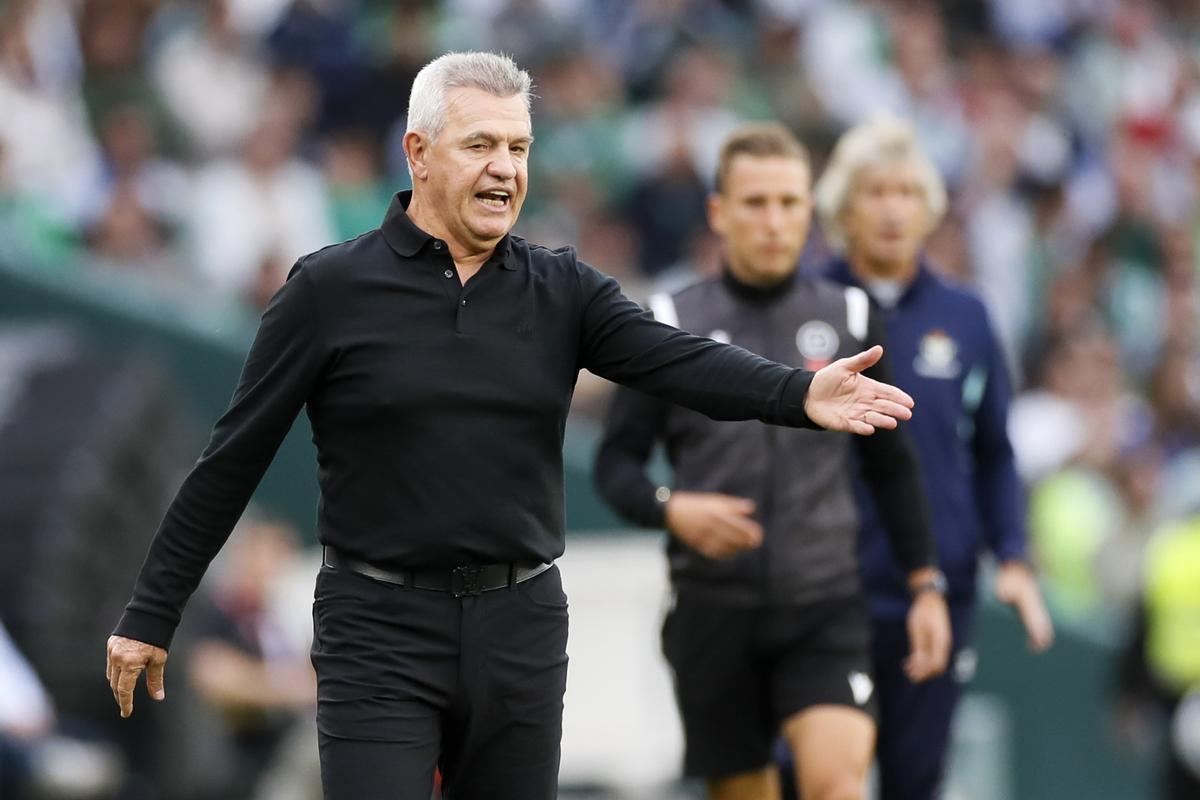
[321,546,552,598]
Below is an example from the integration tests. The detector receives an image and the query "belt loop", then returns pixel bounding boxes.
[507,563,516,589]
[403,570,414,590]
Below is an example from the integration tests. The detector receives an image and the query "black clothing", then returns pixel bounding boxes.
[662,592,874,779]
[869,607,975,800]
[312,564,569,800]
[115,191,817,650]
[593,272,935,607]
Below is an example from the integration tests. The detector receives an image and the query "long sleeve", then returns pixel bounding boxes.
[576,262,816,428]
[114,262,329,649]
[971,311,1027,563]
[854,312,937,573]
[593,381,672,529]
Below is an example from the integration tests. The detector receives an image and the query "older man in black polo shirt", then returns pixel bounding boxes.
[105,52,916,800]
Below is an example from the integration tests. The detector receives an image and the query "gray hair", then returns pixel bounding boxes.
[405,51,533,141]
[813,116,947,253]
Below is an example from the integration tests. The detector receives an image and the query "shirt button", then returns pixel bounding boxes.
[444,269,454,279]
[434,241,443,250]
[460,299,467,306]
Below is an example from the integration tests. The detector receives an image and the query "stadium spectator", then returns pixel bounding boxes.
[188,93,334,307]
[186,519,316,800]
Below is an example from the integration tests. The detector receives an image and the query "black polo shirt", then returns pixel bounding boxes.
[116,191,816,648]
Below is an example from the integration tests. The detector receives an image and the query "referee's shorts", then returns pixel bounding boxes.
[662,591,876,779]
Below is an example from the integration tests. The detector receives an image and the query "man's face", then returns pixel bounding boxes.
[840,160,932,275]
[708,155,812,286]
[410,87,531,250]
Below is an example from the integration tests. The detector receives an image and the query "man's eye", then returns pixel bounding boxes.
[511,146,526,154]
[470,143,488,151]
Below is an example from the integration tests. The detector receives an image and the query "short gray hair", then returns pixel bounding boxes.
[406,51,533,141]
[813,116,947,253]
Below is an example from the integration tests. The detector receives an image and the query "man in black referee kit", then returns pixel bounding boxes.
[595,124,951,800]
[104,52,918,800]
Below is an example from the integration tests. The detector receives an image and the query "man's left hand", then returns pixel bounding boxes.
[805,346,914,435]
[993,561,1055,652]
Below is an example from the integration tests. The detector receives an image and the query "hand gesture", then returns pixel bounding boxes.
[804,346,914,435]
[106,635,168,718]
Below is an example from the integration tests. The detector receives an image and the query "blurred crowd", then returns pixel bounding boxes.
[2,0,1200,794]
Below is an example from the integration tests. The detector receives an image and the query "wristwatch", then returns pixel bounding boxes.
[909,570,948,597]
[654,486,672,507]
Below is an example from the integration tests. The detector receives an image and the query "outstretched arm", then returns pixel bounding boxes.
[577,264,912,433]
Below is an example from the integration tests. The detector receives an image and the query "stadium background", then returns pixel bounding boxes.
[1,0,1198,797]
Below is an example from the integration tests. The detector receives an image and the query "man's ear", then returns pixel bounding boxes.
[405,131,430,181]
[706,192,725,237]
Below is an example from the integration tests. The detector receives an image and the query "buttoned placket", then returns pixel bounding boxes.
[430,239,500,334]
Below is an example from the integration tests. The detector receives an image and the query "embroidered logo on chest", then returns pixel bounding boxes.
[914,329,961,379]
[796,320,839,371]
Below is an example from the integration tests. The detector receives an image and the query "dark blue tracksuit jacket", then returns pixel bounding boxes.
[825,259,1027,621]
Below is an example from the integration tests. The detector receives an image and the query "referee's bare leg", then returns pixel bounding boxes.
[781,706,874,800]
[704,706,873,800]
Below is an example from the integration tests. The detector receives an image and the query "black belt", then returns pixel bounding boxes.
[322,546,552,598]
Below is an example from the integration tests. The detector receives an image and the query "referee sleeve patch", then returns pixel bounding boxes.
[648,292,679,329]
[844,286,870,342]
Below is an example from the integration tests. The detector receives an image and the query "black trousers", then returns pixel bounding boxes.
[310,563,570,800]
[871,605,975,800]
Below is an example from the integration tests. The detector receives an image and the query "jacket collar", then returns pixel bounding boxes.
[380,190,515,269]
[825,257,933,306]
[720,265,797,305]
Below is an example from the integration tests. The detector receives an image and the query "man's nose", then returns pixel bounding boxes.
[763,202,786,232]
[487,150,517,180]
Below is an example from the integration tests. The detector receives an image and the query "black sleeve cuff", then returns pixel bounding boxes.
[113,607,177,651]
[775,369,818,429]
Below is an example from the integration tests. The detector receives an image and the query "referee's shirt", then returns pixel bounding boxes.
[116,191,820,650]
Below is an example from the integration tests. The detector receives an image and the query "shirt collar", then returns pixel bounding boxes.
[380,190,516,269]
[825,256,933,306]
[720,265,797,304]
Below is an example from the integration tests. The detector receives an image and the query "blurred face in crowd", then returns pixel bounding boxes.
[840,159,933,280]
[406,87,531,254]
[708,154,812,287]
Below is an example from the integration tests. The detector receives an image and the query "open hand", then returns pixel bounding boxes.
[804,346,914,435]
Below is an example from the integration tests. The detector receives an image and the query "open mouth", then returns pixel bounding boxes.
[475,190,511,209]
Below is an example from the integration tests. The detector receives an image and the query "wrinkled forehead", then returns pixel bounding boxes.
[443,87,532,139]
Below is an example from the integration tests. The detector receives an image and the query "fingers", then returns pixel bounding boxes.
[720,512,763,545]
[116,666,140,718]
[861,411,896,431]
[106,636,168,717]
[1018,597,1055,652]
[720,496,757,516]
[146,657,167,702]
[905,599,952,682]
[872,382,915,410]
[840,345,884,374]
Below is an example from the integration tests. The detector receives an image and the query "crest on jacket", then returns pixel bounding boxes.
[914,329,961,379]
[796,321,839,371]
